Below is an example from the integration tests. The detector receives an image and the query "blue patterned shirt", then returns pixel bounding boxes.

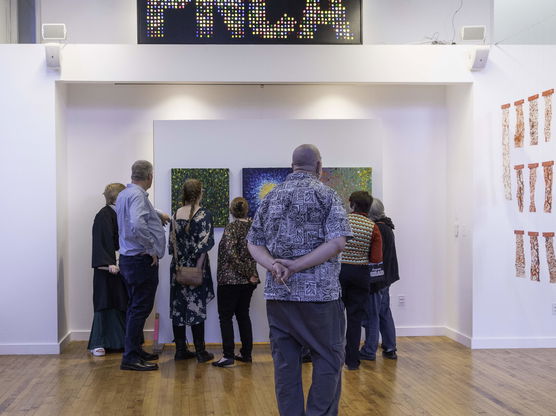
[116,183,166,258]
[247,171,352,302]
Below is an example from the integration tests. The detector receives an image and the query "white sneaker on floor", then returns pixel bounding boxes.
[90,347,106,357]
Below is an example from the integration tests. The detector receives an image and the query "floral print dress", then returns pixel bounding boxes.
[169,208,215,326]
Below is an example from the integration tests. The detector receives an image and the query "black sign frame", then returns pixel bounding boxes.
[137,0,362,45]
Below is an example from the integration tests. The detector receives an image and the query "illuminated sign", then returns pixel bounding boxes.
[137,0,361,44]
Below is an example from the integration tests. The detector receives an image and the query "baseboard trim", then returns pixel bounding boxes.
[471,336,556,349]
[69,329,154,342]
[59,331,71,352]
[444,327,472,348]
[0,343,60,355]
[395,326,445,337]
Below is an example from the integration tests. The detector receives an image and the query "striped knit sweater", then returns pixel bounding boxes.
[341,213,383,265]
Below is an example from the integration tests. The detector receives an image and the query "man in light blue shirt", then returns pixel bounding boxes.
[117,160,166,371]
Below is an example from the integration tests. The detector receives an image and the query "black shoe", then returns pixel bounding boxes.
[234,354,252,363]
[196,350,214,363]
[212,357,235,368]
[345,364,359,371]
[359,352,376,361]
[138,350,159,361]
[382,350,398,360]
[120,359,159,371]
[175,348,196,360]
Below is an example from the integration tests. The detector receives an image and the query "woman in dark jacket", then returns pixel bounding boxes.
[360,198,400,360]
[88,183,128,356]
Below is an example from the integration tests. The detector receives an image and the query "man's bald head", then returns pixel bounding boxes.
[292,144,322,174]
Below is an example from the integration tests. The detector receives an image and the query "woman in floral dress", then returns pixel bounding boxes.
[169,179,215,363]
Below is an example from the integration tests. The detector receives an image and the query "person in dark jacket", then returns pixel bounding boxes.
[360,198,400,360]
[88,183,128,356]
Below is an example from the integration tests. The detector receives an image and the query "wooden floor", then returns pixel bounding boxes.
[1,337,556,415]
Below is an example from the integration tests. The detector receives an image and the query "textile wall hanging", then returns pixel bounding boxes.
[544,232,556,283]
[515,164,525,212]
[514,230,526,278]
[543,161,554,213]
[543,89,553,142]
[528,94,539,146]
[529,231,540,282]
[528,163,538,213]
[502,103,512,200]
[171,168,230,227]
[514,99,525,148]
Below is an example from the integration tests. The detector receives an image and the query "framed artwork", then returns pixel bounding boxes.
[242,166,373,217]
[171,168,230,227]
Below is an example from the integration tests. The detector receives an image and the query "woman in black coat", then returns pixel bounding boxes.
[360,198,400,361]
[88,183,128,356]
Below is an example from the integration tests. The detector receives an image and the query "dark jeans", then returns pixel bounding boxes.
[217,284,255,359]
[339,264,371,368]
[267,299,345,416]
[361,286,397,357]
[119,254,159,363]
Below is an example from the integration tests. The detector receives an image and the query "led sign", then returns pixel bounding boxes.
[137,0,361,44]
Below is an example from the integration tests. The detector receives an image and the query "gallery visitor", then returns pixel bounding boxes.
[339,191,383,370]
[88,183,128,357]
[117,160,166,371]
[360,198,400,361]
[212,197,260,368]
[247,144,352,416]
[169,179,215,363]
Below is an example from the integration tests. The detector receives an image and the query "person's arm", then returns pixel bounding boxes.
[369,225,383,263]
[128,193,157,262]
[247,244,288,281]
[155,208,170,226]
[274,237,347,280]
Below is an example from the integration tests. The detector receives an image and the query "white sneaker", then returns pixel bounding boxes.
[90,347,106,357]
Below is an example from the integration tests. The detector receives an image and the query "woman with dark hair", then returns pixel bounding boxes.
[169,179,215,363]
[88,183,128,356]
[339,191,382,370]
[360,198,399,361]
[212,197,260,368]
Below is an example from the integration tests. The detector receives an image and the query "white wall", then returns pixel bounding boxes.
[63,83,450,342]
[38,0,492,45]
[472,46,556,348]
[494,0,556,44]
[0,46,60,354]
[445,84,474,345]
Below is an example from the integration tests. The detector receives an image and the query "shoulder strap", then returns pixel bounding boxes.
[171,214,180,266]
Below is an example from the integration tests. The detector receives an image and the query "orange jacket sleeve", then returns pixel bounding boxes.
[369,224,383,263]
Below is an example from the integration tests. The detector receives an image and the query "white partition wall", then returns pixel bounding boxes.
[153,119,383,343]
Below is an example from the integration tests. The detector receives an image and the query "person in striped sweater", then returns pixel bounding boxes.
[339,191,382,370]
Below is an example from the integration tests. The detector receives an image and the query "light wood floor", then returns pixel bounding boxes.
[1,337,555,415]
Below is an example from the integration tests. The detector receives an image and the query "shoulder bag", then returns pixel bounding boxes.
[171,216,204,287]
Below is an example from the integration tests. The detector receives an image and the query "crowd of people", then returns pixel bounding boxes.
[88,145,400,415]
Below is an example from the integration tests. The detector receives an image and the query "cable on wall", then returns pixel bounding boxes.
[451,0,464,44]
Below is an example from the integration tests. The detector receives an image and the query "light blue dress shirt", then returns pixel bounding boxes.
[116,183,166,258]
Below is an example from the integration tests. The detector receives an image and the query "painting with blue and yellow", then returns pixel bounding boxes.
[242,168,292,218]
[242,167,373,218]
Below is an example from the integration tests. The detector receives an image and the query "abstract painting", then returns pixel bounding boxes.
[171,168,229,227]
[242,168,291,218]
[321,167,373,211]
[242,167,373,217]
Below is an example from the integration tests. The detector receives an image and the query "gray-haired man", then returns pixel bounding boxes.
[117,160,166,371]
[247,144,352,416]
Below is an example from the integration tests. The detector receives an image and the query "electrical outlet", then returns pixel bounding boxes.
[552,303,556,315]
[398,295,405,305]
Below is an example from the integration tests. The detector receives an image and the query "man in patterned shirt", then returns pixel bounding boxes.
[247,144,352,416]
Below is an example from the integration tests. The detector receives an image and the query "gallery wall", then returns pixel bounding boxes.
[38,0,492,45]
[63,83,450,343]
[472,46,556,347]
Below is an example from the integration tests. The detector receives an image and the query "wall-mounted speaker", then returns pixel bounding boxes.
[468,46,490,72]
[461,25,486,42]
[42,23,66,41]
[45,44,61,68]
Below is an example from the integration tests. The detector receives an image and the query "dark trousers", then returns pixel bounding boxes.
[217,284,255,359]
[361,286,397,357]
[267,299,345,416]
[339,264,371,368]
[119,254,159,363]
[173,322,206,351]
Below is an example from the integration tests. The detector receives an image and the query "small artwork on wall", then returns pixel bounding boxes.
[171,168,230,228]
[242,167,373,217]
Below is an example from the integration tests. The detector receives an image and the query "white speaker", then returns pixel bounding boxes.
[461,25,486,42]
[45,43,61,68]
[468,46,489,71]
[42,23,67,41]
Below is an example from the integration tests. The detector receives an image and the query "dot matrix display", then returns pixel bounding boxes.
[138,0,361,44]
